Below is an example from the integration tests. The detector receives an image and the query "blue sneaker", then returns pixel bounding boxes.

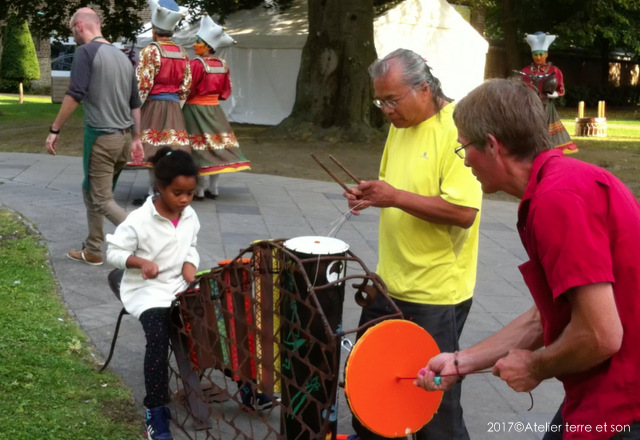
[145,406,173,440]
[255,390,274,411]
[239,382,273,412]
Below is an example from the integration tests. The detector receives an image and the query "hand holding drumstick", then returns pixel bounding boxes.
[311,153,399,215]
[344,180,398,215]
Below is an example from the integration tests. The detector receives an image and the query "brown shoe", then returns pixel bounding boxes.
[67,249,103,266]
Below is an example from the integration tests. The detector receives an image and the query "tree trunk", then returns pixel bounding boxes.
[19,82,24,104]
[501,0,520,75]
[280,0,381,140]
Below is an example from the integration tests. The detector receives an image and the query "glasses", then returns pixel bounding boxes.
[454,141,474,159]
[373,87,414,109]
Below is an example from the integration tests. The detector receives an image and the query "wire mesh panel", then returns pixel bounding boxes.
[168,238,399,440]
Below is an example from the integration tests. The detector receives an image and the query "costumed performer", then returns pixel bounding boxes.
[131,0,192,204]
[520,32,577,154]
[184,14,251,201]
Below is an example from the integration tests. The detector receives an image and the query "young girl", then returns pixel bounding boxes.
[106,147,200,440]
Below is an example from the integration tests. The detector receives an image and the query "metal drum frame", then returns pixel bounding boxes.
[167,238,401,440]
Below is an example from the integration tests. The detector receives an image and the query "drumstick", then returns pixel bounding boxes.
[329,154,362,184]
[311,154,353,193]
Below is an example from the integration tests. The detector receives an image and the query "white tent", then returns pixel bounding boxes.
[215,2,308,125]
[135,0,488,125]
[373,0,488,103]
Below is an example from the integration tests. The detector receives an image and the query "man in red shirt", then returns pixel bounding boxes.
[416,78,640,440]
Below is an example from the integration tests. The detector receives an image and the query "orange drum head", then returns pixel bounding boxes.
[344,319,443,437]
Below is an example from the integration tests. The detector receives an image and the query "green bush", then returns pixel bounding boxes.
[0,78,23,93]
[0,15,40,83]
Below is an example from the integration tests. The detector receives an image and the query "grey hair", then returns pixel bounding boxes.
[368,48,452,112]
[453,78,553,160]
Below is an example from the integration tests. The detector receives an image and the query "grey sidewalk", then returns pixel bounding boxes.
[0,152,563,439]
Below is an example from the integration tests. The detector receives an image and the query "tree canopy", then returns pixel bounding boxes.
[1,0,147,43]
[482,0,640,70]
[5,0,640,62]
[1,0,292,42]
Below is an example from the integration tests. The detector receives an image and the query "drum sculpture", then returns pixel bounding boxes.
[168,238,399,440]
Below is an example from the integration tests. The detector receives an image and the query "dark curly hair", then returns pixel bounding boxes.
[150,147,198,188]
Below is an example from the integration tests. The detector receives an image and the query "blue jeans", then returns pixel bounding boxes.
[351,295,472,440]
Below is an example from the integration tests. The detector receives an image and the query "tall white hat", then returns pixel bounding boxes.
[525,32,557,52]
[197,15,235,51]
[148,0,188,32]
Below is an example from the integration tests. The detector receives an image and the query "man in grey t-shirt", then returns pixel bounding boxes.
[45,7,144,266]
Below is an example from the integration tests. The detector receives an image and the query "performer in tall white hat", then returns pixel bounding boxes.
[149,0,188,32]
[128,0,193,204]
[520,32,577,153]
[183,15,251,201]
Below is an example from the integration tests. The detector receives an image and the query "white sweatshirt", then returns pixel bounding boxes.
[106,197,200,319]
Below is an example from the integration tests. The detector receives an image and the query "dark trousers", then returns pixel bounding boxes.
[140,307,171,408]
[352,295,472,440]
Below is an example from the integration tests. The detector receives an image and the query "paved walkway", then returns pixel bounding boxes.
[0,152,563,439]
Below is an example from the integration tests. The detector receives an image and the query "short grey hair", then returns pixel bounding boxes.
[453,78,553,160]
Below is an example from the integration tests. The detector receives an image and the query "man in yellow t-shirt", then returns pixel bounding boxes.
[344,49,482,440]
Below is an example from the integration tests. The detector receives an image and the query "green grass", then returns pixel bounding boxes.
[0,209,142,439]
[0,94,84,155]
[560,119,640,140]
[0,94,77,121]
[558,106,640,141]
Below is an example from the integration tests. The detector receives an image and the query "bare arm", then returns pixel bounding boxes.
[130,107,144,162]
[45,95,80,155]
[182,262,197,283]
[488,283,621,393]
[463,305,545,370]
[394,187,478,228]
[507,283,621,384]
[125,255,158,280]
[416,305,543,391]
[344,180,477,228]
